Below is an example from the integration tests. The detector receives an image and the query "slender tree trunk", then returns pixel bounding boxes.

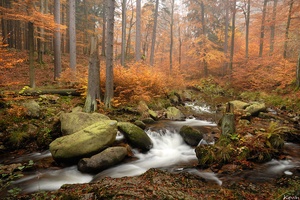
[135,0,141,62]
[104,0,115,108]
[150,0,159,66]
[125,6,134,58]
[245,0,250,58]
[296,51,300,89]
[28,22,35,88]
[223,0,229,75]
[121,0,126,66]
[37,0,45,63]
[259,0,268,57]
[229,0,236,74]
[169,0,174,73]
[54,0,62,80]
[69,0,76,71]
[101,1,106,57]
[283,0,294,59]
[178,26,182,67]
[269,0,277,55]
[84,36,100,112]
[200,1,208,77]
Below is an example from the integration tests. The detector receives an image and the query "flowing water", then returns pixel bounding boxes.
[6,104,300,194]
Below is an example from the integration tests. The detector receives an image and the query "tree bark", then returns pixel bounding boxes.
[283,0,294,59]
[150,0,159,66]
[221,103,235,136]
[169,0,174,73]
[69,0,77,71]
[54,0,62,80]
[269,0,277,55]
[296,52,300,89]
[121,0,126,66]
[101,1,106,57]
[245,0,250,58]
[259,0,267,57]
[135,0,141,62]
[28,22,35,88]
[229,0,236,74]
[37,0,45,63]
[223,0,229,75]
[84,37,100,112]
[104,0,115,108]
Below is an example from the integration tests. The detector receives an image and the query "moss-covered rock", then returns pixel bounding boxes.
[60,111,110,135]
[166,107,185,121]
[78,146,128,173]
[179,125,203,146]
[49,120,117,163]
[118,122,153,151]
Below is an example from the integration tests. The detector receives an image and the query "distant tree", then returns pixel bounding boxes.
[283,0,294,59]
[121,0,126,66]
[169,0,174,72]
[104,0,115,108]
[54,0,62,80]
[269,0,277,55]
[69,0,76,71]
[297,51,300,89]
[150,0,159,66]
[28,21,35,88]
[135,0,141,62]
[229,0,236,74]
[84,36,100,112]
[259,0,267,57]
[101,1,107,57]
[37,0,46,63]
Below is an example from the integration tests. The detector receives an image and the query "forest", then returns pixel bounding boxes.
[1,0,300,199]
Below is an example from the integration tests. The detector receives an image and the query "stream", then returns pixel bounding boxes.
[4,104,300,194]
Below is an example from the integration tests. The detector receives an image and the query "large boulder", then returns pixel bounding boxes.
[244,102,266,116]
[78,146,128,173]
[22,100,40,118]
[60,111,110,135]
[166,107,185,121]
[179,125,203,146]
[229,100,249,110]
[118,122,153,151]
[49,120,117,163]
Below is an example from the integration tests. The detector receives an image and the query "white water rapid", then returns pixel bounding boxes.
[13,119,222,194]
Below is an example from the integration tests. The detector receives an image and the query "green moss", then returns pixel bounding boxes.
[9,131,29,148]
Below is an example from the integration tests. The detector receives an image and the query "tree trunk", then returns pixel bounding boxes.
[229,0,236,74]
[104,0,115,108]
[296,52,300,89]
[178,26,182,67]
[28,22,35,88]
[69,0,77,71]
[121,0,126,66]
[135,0,141,62]
[54,0,62,80]
[84,37,100,112]
[283,0,294,59]
[101,1,106,57]
[200,1,208,77]
[223,0,229,75]
[221,103,235,136]
[269,0,277,55]
[259,0,267,57]
[150,0,159,66]
[169,0,174,73]
[245,0,250,58]
[37,0,45,63]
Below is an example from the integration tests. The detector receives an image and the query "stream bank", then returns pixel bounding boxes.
[1,88,300,199]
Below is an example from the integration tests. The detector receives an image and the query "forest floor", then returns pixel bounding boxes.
[1,52,300,199]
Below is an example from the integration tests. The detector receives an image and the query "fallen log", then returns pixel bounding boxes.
[19,88,81,96]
